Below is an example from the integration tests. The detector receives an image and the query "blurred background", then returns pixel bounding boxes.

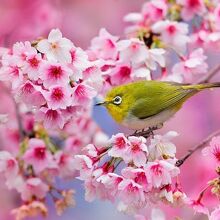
[0,0,220,219]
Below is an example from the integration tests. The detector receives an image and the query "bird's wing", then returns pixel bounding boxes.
[130,82,195,119]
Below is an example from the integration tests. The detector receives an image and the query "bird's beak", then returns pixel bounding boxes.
[95,101,110,106]
[95,102,106,106]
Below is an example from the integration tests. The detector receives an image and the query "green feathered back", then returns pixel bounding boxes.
[128,81,196,119]
[105,80,220,122]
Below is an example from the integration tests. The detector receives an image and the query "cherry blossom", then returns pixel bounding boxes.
[43,85,72,110]
[39,62,72,87]
[23,138,56,173]
[54,151,76,178]
[96,173,123,199]
[6,175,24,192]
[73,155,94,180]
[177,0,206,21]
[21,177,49,201]
[124,0,167,35]
[145,160,179,188]
[72,83,97,105]
[12,41,37,62]
[90,28,119,60]
[15,81,46,107]
[64,136,84,154]
[121,167,150,190]
[82,66,104,91]
[141,0,167,23]
[23,53,42,81]
[0,151,18,179]
[36,107,65,129]
[148,131,178,160]
[202,136,220,163]
[70,46,90,81]
[188,198,209,215]
[109,64,133,85]
[152,20,190,53]
[126,136,149,167]
[172,48,208,82]
[131,66,152,80]
[159,184,174,203]
[117,38,150,65]
[145,48,165,70]
[123,13,142,25]
[118,179,145,204]
[108,133,130,161]
[37,29,73,63]
[0,53,24,89]
[173,188,187,205]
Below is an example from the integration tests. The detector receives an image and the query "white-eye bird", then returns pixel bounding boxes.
[96,80,220,130]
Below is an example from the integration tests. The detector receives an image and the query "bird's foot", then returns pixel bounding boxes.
[131,130,139,136]
[131,123,163,138]
[148,127,155,137]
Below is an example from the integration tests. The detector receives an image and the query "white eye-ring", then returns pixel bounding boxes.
[113,96,122,105]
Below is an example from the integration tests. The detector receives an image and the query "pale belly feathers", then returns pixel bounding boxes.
[122,108,178,130]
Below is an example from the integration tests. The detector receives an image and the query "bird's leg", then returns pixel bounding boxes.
[131,129,147,137]
[131,128,152,138]
[133,123,163,138]
[148,127,155,137]
[148,123,164,136]
[130,124,163,138]
[131,130,138,136]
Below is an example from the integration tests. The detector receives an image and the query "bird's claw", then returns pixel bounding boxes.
[130,123,163,138]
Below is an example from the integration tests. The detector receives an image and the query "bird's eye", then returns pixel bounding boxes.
[113,96,122,105]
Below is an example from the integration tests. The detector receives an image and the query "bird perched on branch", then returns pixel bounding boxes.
[96,80,220,131]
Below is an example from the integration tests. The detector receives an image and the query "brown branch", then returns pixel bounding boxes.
[196,63,220,84]
[176,129,220,167]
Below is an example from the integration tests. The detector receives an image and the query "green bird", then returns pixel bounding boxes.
[96,80,220,130]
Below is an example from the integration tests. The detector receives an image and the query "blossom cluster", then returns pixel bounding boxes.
[0,29,100,130]
[74,131,187,216]
[0,134,76,219]
[124,0,220,83]
[0,114,108,219]
[88,28,166,91]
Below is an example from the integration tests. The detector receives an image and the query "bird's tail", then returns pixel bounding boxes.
[185,82,220,91]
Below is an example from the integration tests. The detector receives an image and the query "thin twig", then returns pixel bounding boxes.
[0,83,25,141]
[176,129,220,167]
[12,98,25,141]
[196,63,220,84]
